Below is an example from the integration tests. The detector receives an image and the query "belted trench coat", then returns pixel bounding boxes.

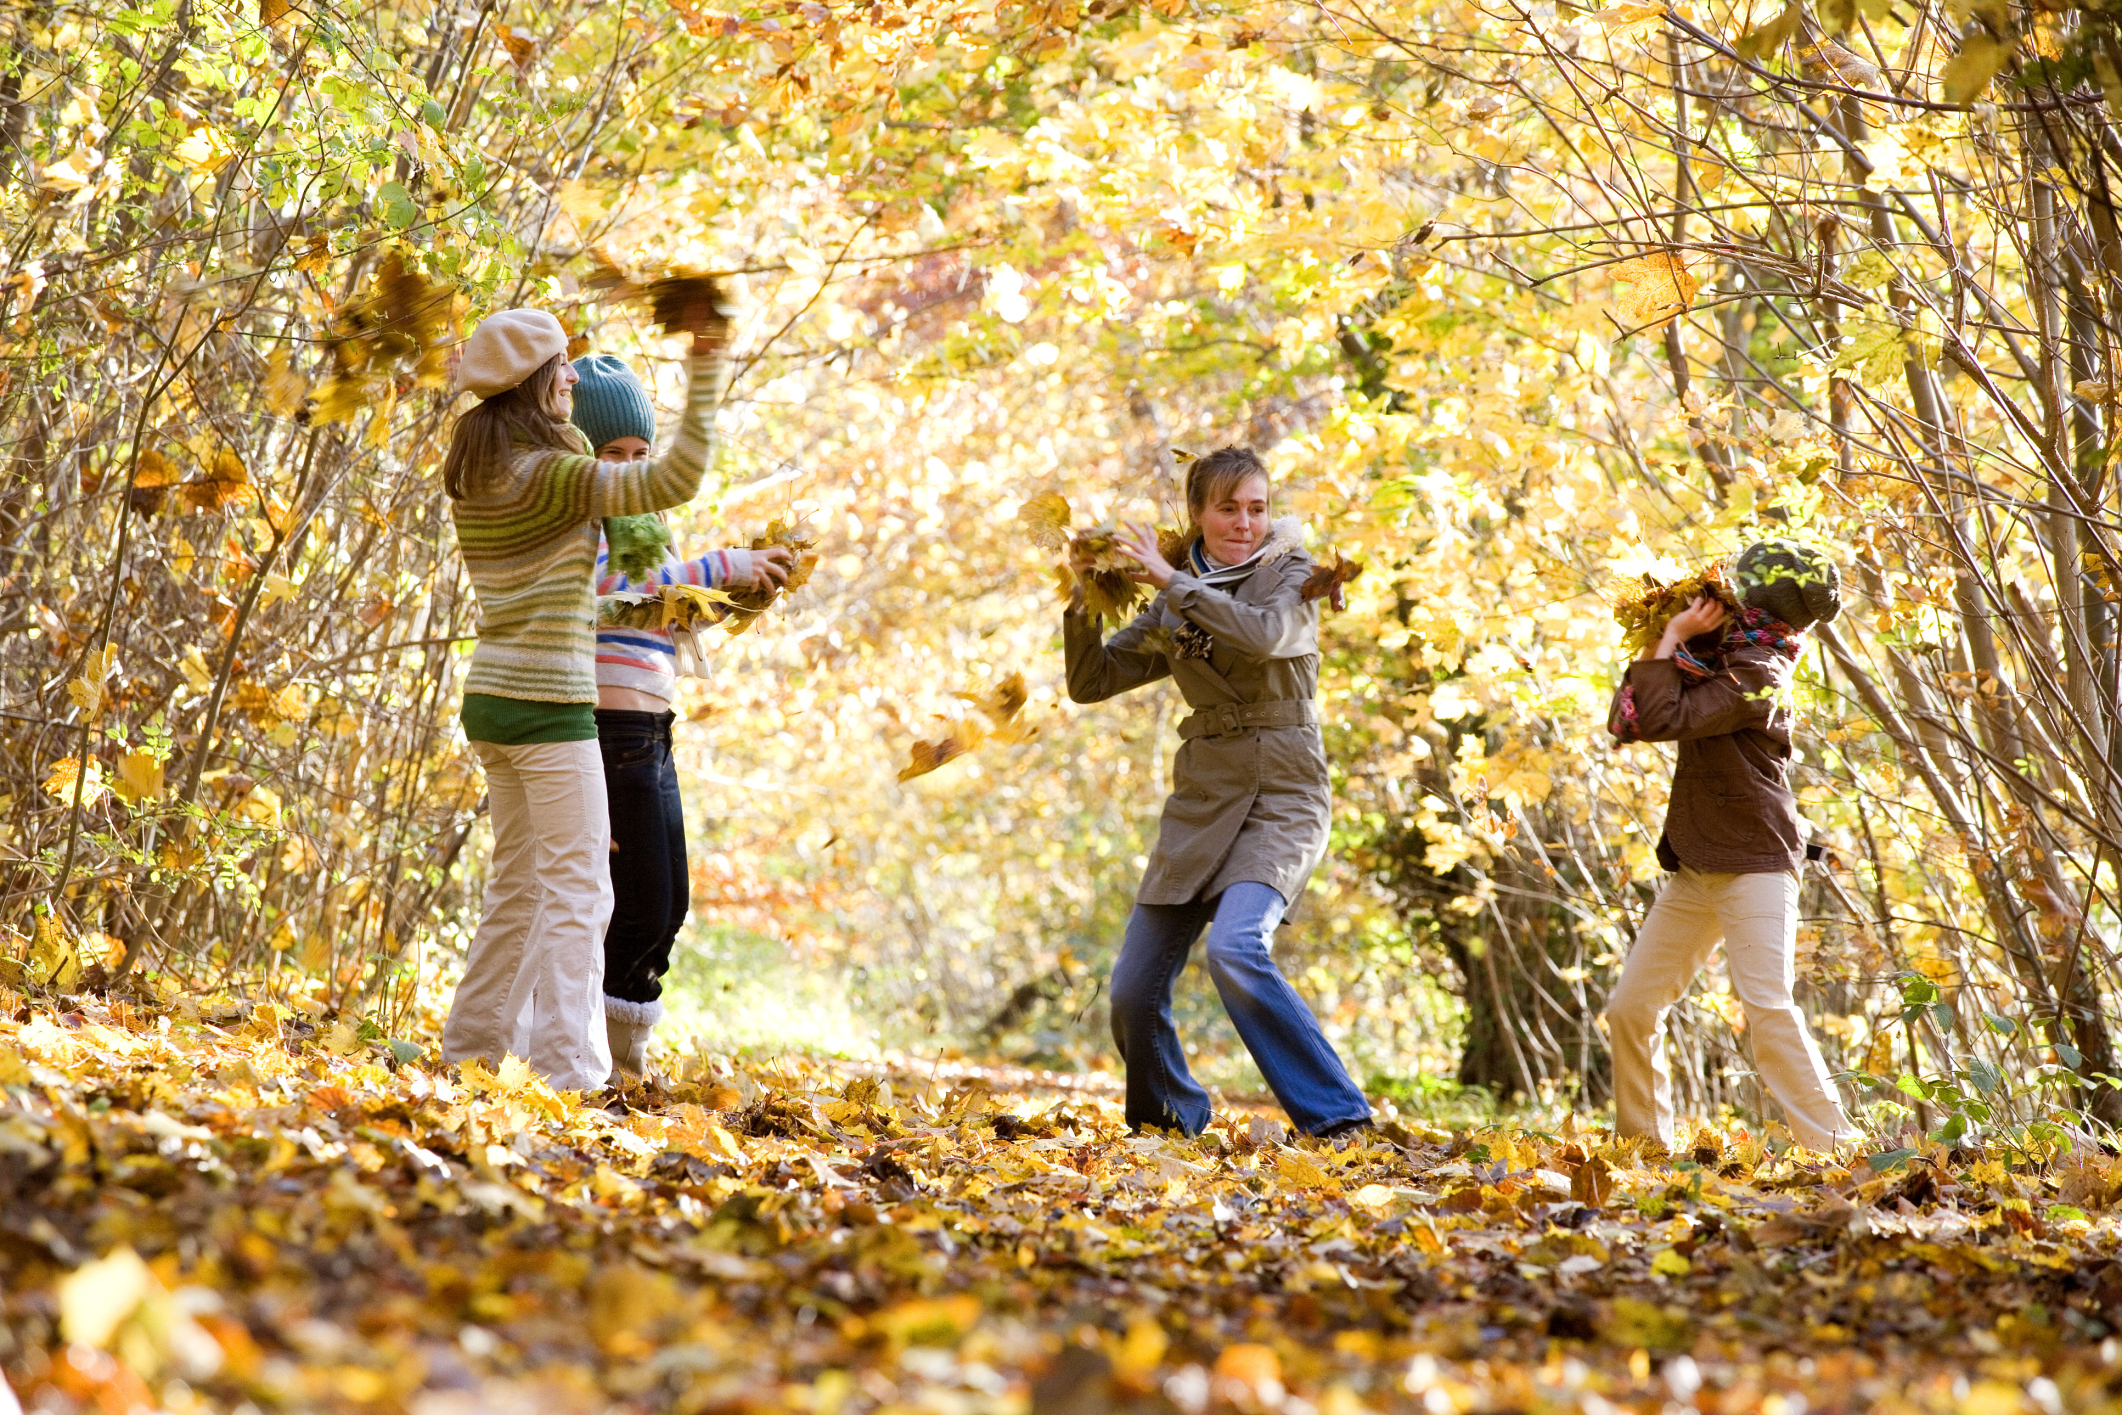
[1063,520,1329,907]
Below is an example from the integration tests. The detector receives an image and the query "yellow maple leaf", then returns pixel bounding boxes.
[1589,0,1666,41]
[898,719,986,782]
[66,645,113,718]
[43,756,106,805]
[1609,250,1699,332]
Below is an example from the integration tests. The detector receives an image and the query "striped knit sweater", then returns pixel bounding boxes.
[594,535,752,703]
[451,352,726,704]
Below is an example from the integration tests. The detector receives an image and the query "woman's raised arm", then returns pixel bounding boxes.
[581,350,728,519]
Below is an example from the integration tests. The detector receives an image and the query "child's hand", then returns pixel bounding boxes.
[748,546,795,589]
[1668,595,1729,640]
[1649,595,1728,661]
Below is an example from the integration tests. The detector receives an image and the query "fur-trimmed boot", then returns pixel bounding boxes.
[604,996,663,1079]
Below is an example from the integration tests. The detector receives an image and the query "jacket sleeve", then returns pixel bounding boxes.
[1162,555,1318,660]
[1618,646,1788,743]
[582,351,728,519]
[1064,601,1172,703]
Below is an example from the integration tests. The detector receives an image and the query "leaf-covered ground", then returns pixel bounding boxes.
[5,997,2122,1414]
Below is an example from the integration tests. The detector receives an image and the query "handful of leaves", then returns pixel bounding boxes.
[1020,491,1189,619]
[722,519,820,635]
[598,581,734,633]
[585,247,738,336]
[598,519,819,637]
[603,514,673,581]
[1611,561,1743,656]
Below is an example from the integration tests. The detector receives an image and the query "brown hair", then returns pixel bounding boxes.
[440,352,580,499]
[1186,446,1270,519]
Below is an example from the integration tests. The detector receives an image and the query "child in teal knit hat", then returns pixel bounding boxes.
[573,352,793,1077]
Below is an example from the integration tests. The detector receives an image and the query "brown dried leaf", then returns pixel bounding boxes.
[897,720,986,782]
[1300,554,1364,611]
[179,447,250,513]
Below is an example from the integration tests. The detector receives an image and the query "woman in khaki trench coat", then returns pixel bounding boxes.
[1064,447,1372,1138]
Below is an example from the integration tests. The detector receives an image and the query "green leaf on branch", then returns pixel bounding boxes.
[376,180,418,228]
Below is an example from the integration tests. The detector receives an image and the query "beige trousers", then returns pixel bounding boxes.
[441,739,614,1093]
[1606,867,1855,1152]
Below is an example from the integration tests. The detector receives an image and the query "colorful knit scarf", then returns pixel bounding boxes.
[1609,606,1801,744]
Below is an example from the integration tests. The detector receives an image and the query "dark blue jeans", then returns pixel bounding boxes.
[595,710,688,1007]
[1109,882,1371,1136]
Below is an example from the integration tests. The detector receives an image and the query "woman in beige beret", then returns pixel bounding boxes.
[437,295,730,1093]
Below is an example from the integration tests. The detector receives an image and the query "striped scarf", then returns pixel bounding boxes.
[1186,536,1272,588]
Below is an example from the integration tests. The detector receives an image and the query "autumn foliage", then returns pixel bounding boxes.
[7,0,2122,1400]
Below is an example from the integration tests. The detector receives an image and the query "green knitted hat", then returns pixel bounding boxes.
[570,353,656,454]
[1733,538,1842,631]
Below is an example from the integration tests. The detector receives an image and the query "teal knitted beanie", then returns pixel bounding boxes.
[570,353,657,454]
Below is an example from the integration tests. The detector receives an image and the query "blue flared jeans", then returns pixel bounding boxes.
[1109,882,1371,1136]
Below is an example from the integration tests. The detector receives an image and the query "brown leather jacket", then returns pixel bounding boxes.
[1609,640,1802,874]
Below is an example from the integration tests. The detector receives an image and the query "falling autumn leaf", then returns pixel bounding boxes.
[897,718,985,781]
[1017,491,1072,551]
[1300,554,1364,611]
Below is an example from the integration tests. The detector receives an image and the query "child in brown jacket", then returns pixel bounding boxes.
[1604,539,1859,1153]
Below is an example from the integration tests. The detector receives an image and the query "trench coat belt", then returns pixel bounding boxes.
[1176,699,1319,740]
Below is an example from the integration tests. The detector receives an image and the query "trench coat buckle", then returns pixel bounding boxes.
[1215,703,1243,736]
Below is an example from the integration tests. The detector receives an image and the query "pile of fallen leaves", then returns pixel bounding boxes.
[6,994,2122,1415]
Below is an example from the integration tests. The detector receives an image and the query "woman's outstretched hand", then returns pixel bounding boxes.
[1116,520,1175,590]
[1649,595,1729,661]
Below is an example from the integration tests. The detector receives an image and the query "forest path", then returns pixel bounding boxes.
[0,995,2115,1413]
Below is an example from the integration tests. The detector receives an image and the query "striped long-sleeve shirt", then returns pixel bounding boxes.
[594,537,752,703]
[450,352,725,704]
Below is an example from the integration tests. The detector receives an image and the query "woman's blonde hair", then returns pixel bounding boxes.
[440,352,580,499]
[1186,446,1270,519]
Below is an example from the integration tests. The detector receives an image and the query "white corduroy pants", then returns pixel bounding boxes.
[1606,867,1856,1152]
[441,739,614,1092]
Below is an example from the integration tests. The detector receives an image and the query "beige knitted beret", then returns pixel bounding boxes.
[455,308,569,399]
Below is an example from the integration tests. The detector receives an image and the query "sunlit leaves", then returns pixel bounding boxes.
[1606,251,1699,333]
[42,756,105,806]
[1016,491,1072,551]
[1941,34,2016,103]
